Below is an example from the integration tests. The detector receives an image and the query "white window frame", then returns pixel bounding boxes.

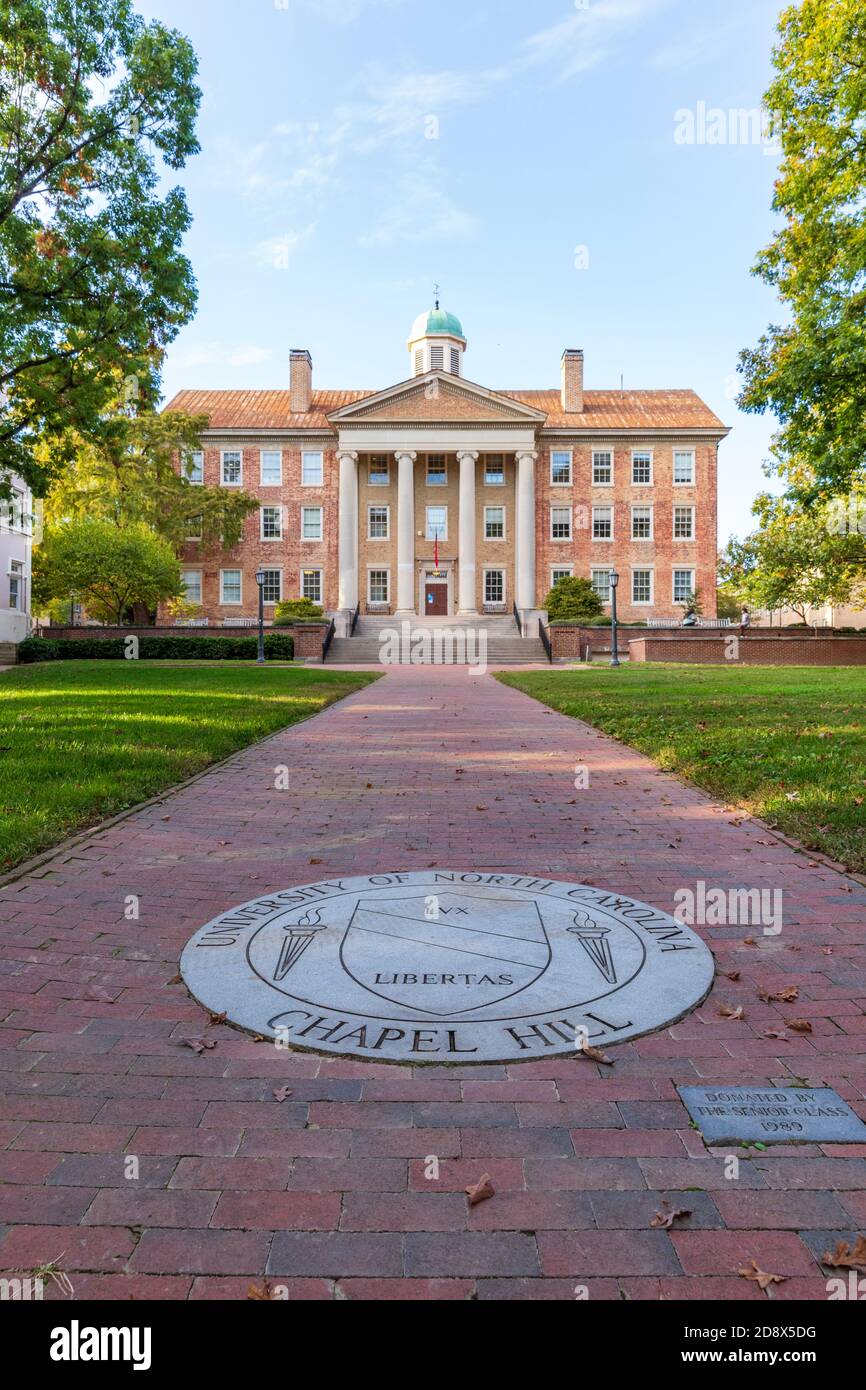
[631,504,654,542]
[484,454,505,486]
[369,455,390,486]
[260,568,283,606]
[367,504,390,541]
[301,568,323,604]
[673,504,696,541]
[673,448,696,485]
[301,506,323,542]
[220,450,243,487]
[483,568,506,606]
[302,451,324,487]
[185,450,204,486]
[484,505,505,541]
[631,449,654,486]
[260,505,283,541]
[550,449,573,486]
[260,449,283,487]
[591,505,614,542]
[426,454,447,487]
[590,568,612,605]
[219,568,243,605]
[425,505,448,541]
[592,448,614,487]
[632,568,654,606]
[367,568,390,604]
[673,568,696,605]
[550,506,573,542]
[550,565,574,587]
[181,570,203,605]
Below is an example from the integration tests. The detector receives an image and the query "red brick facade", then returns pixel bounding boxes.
[630,636,866,665]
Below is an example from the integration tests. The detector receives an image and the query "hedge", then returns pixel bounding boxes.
[17,634,295,663]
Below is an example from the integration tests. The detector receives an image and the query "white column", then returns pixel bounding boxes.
[395,450,417,614]
[515,449,537,612]
[457,450,479,615]
[337,450,358,611]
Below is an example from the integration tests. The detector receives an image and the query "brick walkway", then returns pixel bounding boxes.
[0,666,864,1301]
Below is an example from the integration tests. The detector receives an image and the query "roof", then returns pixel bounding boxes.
[409,307,466,342]
[164,387,727,434]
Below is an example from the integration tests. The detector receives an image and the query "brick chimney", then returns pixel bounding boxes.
[290,349,313,413]
[561,349,584,414]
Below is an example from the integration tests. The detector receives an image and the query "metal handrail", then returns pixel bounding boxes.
[350,602,361,636]
[512,600,522,637]
[538,618,552,664]
[322,619,336,662]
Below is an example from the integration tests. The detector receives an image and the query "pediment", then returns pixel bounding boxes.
[328,373,547,426]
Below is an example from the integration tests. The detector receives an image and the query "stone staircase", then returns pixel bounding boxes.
[325,614,548,665]
[0,642,17,665]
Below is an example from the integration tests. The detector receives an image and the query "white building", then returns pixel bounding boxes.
[0,475,33,647]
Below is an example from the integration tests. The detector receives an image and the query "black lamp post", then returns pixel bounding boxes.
[254,570,266,665]
[610,569,621,668]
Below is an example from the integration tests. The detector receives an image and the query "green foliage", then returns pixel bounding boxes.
[545,576,603,623]
[19,633,295,662]
[32,518,183,624]
[738,0,866,499]
[0,0,202,492]
[272,598,326,625]
[715,585,743,623]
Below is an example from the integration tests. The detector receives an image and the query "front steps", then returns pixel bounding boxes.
[325,616,548,665]
[0,642,17,664]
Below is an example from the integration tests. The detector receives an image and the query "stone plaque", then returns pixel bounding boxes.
[180,872,715,1064]
[678,1085,866,1145]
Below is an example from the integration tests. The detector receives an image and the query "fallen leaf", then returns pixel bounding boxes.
[309,858,323,865]
[789,1019,813,1034]
[577,1038,614,1065]
[167,973,182,985]
[821,1237,866,1271]
[723,970,741,982]
[719,1004,745,1020]
[758,986,799,1003]
[466,1174,495,1207]
[247,1280,276,1300]
[273,1087,293,1103]
[208,1011,227,1026]
[763,1029,789,1041]
[743,937,758,946]
[182,1037,216,1054]
[738,1259,787,1290]
[651,1201,692,1230]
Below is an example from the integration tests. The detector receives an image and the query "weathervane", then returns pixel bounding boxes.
[433,282,440,309]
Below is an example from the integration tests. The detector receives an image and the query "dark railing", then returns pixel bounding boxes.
[538,618,552,664]
[322,619,336,663]
[350,602,361,636]
[512,600,522,637]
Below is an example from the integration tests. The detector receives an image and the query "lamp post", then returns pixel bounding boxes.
[254,570,266,665]
[610,569,621,668]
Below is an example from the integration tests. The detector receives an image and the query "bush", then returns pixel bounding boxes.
[273,598,325,625]
[16,634,295,663]
[545,576,603,624]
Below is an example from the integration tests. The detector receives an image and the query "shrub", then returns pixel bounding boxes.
[16,634,295,662]
[17,638,61,663]
[273,598,325,625]
[545,576,603,624]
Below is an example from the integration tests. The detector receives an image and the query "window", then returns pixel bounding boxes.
[551,450,572,485]
[186,515,203,541]
[261,570,282,604]
[673,569,695,604]
[185,451,204,485]
[674,449,695,484]
[551,566,573,587]
[260,450,282,486]
[450,347,460,376]
[674,505,695,540]
[551,506,572,541]
[484,506,505,540]
[592,505,613,540]
[430,345,444,370]
[302,451,323,487]
[484,454,505,485]
[368,505,389,539]
[426,505,447,540]
[261,505,282,540]
[591,569,611,604]
[426,454,446,486]
[220,569,242,605]
[632,569,653,605]
[181,570,202,605]
[301,569,322,604]
[9,559,23,610]
[221,450,242,486]
[369,455,389,486]
[414,348,424,375]
[484,570,505,605]
[632,450,652,485]
[368,569,389,604]
[302,506,323,541]
[592,449,613,485]
[632,505,653,541]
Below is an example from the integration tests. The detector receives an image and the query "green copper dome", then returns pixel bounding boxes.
[410,306,466,342]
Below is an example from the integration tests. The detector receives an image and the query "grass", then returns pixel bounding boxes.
[0,662,379,873]
[497,664,866,874]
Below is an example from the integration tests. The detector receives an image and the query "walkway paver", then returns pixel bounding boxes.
[0,666,864,1300]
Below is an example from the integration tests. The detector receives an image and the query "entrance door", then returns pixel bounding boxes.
[425,581,448,617]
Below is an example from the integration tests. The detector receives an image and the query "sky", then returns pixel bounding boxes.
[138,0,788,545]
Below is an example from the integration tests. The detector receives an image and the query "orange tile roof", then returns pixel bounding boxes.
[165,387,727,433]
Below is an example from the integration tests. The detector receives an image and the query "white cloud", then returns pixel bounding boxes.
[521,0,666,82]
[253,225,316,269]
[358,170,478,248]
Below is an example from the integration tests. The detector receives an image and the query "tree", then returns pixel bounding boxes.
[738,0,866,501]
[545,576,603,623]
[32,518,182,624]
[40,393,257,549]
[719,492,866,624]
[0,0,201,494]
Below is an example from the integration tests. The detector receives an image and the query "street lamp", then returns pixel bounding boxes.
[610,569,621,668]
[254,569,266,665]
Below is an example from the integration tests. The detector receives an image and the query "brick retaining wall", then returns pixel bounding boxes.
[629,636,866,665]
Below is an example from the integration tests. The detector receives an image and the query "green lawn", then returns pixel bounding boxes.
[498,665,866,874]
[0,662,379,872]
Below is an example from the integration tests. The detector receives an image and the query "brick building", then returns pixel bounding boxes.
[164,303,729,631]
